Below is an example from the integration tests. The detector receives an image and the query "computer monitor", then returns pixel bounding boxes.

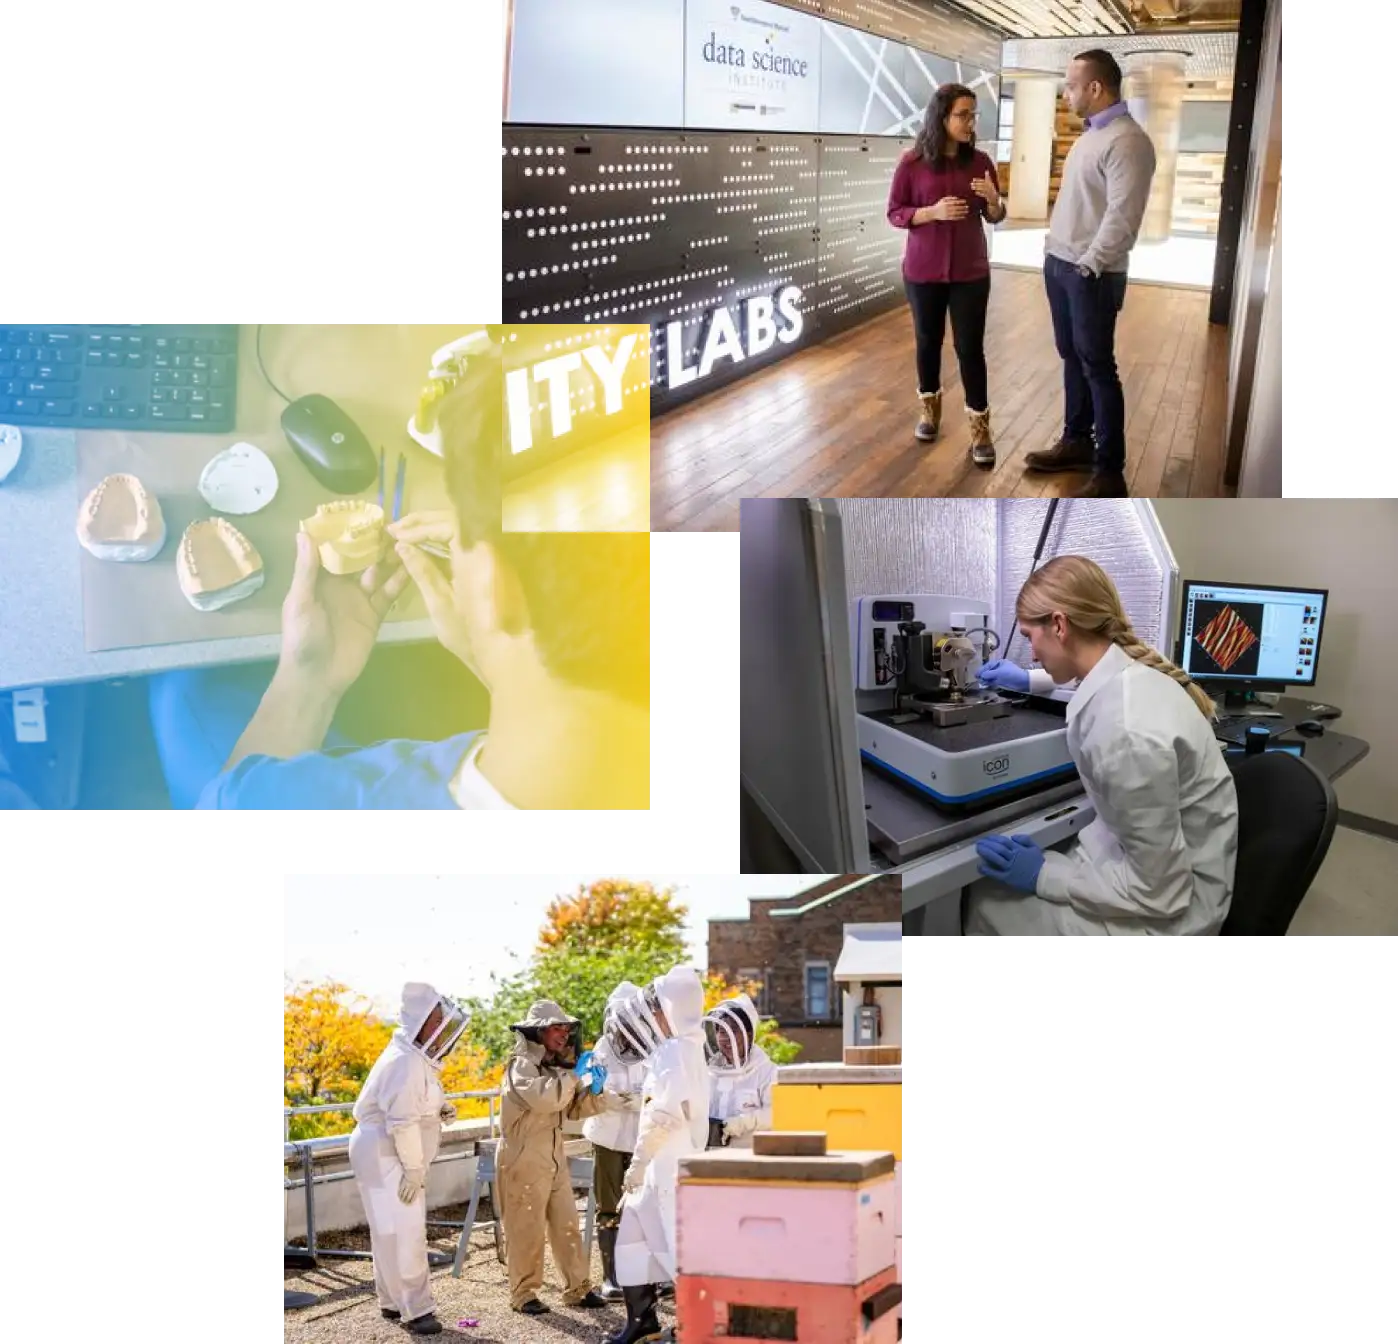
[1176,579,1329,706]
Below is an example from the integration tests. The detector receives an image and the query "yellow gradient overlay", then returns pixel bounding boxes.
[399,324,650,807]
[501,323,651,533]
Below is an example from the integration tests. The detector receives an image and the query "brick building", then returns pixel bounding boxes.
[708,874,901,1063]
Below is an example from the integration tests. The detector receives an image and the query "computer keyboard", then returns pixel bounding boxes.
[0,324,239,432]
[1214,713,1291,745]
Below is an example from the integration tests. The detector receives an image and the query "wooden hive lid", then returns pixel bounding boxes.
[678,1146,896,1185]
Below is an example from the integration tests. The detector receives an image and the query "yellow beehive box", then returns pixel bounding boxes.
[771,1064,901,1162]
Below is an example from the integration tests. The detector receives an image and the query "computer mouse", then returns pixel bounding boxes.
[281,394,377,494]
[1296,720,1325,737]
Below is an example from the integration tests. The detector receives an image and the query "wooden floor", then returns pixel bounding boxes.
[652,268,1234,531]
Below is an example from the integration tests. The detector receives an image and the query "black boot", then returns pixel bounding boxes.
[1072,469,1129,498]
[381,1308,401,1320]
[403,1314,442,1335]
[605,1284,663,1344]
[1024,432,1095,472]
[598,1225,624,1301]
[515,1298,550,1315]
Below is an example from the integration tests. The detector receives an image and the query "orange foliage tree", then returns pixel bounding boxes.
[538,879,688,960]
[284,981,504,1138]
[438,1042,505,1122]
[284,982,391,1139]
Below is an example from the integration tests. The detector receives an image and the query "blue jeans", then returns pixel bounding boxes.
[1043,254,1129,472]
[147,663,353,809]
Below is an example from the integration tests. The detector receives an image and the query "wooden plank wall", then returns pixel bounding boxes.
[1173,152,1225,235]
[1044,78,1233,237]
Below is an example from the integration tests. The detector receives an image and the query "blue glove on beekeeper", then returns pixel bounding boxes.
[975,834,1047,894]
[977,658,1031,692]
[574,1050,607,1094]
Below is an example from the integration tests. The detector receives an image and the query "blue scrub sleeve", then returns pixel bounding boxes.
[196,733,480,809]
[148,664,353,809]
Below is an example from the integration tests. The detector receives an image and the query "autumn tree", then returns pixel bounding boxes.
[538,880,688,961]
[285,981,505,1137]
[464,946,675,1065]
[284,982,391,1139]
[465,881,696,1067]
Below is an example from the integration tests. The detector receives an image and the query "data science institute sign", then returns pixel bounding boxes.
[662,286,804,391]
[685,0,821,132]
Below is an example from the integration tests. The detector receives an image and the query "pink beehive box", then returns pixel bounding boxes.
[676,1145,897,1287]
[676,1264,901,1344]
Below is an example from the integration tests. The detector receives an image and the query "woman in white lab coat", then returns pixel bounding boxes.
[968,555,1238,935]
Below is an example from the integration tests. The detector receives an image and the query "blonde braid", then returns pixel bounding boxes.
[1018,556,1218,724]
[1107,619,1217,722]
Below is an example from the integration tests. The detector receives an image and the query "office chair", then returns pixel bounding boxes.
[1221,751,1338,934]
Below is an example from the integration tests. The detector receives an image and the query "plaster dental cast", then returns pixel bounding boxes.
[145,344,649,810]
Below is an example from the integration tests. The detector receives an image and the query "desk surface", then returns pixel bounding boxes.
[1233,696,1371,783]
[875,695,1372,873]
[1,325,653,691]
[0,325,467,692]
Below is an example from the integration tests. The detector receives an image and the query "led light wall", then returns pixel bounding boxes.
[504,0,1001,412]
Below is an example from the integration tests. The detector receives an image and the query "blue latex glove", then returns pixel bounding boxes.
[975,834,1046,894]
[575,1050,607,1095]
[977,659,1031,692]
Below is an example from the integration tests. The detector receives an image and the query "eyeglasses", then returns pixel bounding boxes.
[949,111,978,121]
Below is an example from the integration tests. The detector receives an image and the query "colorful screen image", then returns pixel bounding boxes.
[1192,601,1264,677]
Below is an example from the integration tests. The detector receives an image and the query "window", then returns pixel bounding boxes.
[738,968,765,1015]
[1178,101,1231,153]
[805,962,832,1019]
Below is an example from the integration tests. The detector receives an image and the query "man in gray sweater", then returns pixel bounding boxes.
[1025,50,1156,498]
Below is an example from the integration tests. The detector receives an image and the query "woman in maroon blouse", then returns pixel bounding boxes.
[887,83,1007,466]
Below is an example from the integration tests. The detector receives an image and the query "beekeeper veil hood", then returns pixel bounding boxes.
[605,966,706,1065]
[510,1000,583,1064]
[653,965,706,1040]
[398,981,470,1066]
[704,993,760,1073]
[603,980,663,1065]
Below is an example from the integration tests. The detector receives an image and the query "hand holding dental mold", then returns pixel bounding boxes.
[388,510,483,679]
[279,528,409,698]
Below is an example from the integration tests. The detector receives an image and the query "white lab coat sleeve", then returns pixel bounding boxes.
[1027,669,1056,695]
[1037,733,1194,920]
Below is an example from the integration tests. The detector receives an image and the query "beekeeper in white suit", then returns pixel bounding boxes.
[606,966,709,1344]
[348,982,469,1336]
[582,982,651,1300]
[703,994,776,1149]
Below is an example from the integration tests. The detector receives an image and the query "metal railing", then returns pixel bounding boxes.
[284,1089,499,1142]
[283,1091,501,1265]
